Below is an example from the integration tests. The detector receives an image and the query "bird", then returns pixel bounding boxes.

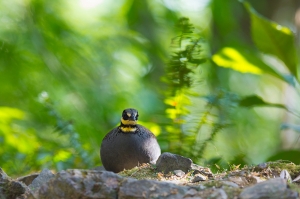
[100,108,161,173]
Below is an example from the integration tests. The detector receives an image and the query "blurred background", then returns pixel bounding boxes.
[0,0,300,176]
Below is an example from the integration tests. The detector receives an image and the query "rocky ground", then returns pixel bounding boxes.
[1,152,300,199]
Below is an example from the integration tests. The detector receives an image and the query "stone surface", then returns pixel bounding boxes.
[247,175,265,184]
[191,164,204,170]
[173,170,185,177]
[156,152,192,173]
[192,174,207,182]
[92,166,106,171]
[0,180,28,199]
[192,164,213,178]
[255,162,268,170]
[239,178,299,199]
[186,188,228,199]
[119,178,189,199]
[29,168,55,196]
[0,168,9,181]
[220,181,239,188]
[1,161,300,199]
[280,169,292,182]
[207,188,228,199]
[227,176,248,187]
[37,169,123,199]
[0,167,32,199]
[17,173,39,186]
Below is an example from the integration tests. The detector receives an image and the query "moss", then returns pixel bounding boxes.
[267,161,300,178]
[2,180,26,199]
[117,161,300,198]
[118,164,158,180]
[118,163,197,183]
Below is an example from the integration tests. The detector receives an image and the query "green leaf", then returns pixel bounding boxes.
[239,95,287,109]
[212,47,295,85]
[212,47,262,74]
[244,2,298,78]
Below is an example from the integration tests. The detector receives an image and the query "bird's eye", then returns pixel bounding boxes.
[122,112,128,120]
[136,113,139,120]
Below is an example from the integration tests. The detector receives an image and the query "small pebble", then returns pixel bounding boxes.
[248,175,265,184]
[174,170,185,177]
[192,174,207,183]
[256,163,268,170]
[228,176,248,187]
[193,170,201,175]
[221,180,239,188]
[280,169,292,182]
[293,174,300,182]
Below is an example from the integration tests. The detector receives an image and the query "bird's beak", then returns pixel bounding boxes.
[126,113,136,121]
[128,116,136,121]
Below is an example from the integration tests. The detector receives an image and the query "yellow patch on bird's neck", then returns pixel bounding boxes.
[120,126,137,132]
[121,118,137,125]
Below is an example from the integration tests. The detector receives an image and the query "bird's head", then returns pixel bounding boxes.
[120,108,139,132]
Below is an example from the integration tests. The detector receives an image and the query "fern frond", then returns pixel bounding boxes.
[38,91,93,168]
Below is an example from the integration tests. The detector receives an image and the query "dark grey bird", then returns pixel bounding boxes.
[100,108,161,173]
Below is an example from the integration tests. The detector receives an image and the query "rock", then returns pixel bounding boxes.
[0,181,28,199]
[191,164,213,178]
[239,178,299,199]
[4,159,300,199]
[0,167,33,199]
[247,175,265,184]
[193,170,202,175]
[293,174,300,182]
[192,174,207,182]
[17,173,39,186]
[280,169,292,182]
[256,162,268,170]
[33,169,234,199]
[0,168,9,180]
[188,188,228,199]
[220,181,239,188]
[174,170,185,177]
[191,163,204,170]
[156,152,192,173]
[29,168,55,196]
[119,178,189,199]
[184,188,198,197]
[228,176,248,187]
[208,188,228,199]
[37,169,123,199]
[92,166,106,171]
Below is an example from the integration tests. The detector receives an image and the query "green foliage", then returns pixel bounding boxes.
[210,0,300,167]
[212,47,294,85]
[211,1,298,85]
[163,0,300,169]
[212,1,298,86]
[0,107,42,176]
[38,92,93,168]
[239,95,286,109]
[212,2,299,115]
[0,0,299,175]
[163,19,237,164]
[212,47,264,74]
[162,17,208,156]
[244,2,298,79]
[189,90,239,161]
[165,17,206,93]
